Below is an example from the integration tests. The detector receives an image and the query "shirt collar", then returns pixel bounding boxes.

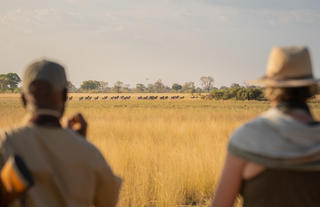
[26,109,62,128]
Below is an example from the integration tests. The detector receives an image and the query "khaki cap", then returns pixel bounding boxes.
[23,59,67,92]
[250,46,319,87]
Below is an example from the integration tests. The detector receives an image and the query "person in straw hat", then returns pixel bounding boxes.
[0,59,121,206]
[211,46,320,207]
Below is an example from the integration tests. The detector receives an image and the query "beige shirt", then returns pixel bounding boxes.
[0,124,121,207]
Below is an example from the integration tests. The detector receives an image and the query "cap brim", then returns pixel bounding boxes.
[248,77,320,87]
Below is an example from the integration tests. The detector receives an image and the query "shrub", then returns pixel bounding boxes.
[210,86,264,100]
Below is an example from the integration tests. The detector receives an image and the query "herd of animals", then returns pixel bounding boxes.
[68,95,206,101]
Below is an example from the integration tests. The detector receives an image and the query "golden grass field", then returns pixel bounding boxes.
[1,93,320,207]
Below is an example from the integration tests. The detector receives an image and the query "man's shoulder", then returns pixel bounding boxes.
[0,126,35,162]
[2,126,106,164]
[0,126,99,153]
[0,126,31,142]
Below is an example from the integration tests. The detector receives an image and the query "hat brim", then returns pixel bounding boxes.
[248,77,320,87]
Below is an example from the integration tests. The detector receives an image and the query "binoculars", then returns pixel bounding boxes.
[0,155,34,206]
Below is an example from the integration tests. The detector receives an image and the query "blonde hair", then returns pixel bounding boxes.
[265,85,318,102]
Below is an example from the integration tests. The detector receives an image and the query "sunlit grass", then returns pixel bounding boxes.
[0,93,319,206]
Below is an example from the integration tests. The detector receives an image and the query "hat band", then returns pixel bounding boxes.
[267,74,314,81]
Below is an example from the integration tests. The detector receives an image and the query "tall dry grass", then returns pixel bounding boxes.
[1,94,319,206]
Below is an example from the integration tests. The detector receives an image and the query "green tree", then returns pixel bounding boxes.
[98,81,108,92]
[6,73,21,91]
[200,76,214,92]
[80,80,101,91]
[181,82,195,94]
[114,81,123,93]
[211,89,224,100]
[136,83,146,92]
[230,83,241,88]
[220,86,228,90]
[153,80,166,93]
[210,85,264,100]
[0,75,8,92]
[67,81,77,92]
[171,83,182,92]
[0,73,21,92]
[196,87,203,95]
[147,84,154,93]
[247,88,264,100]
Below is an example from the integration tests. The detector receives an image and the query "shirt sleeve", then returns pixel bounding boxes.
[94,152,122,207]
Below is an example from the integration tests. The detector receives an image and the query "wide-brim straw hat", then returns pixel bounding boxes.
[249,46,320,87]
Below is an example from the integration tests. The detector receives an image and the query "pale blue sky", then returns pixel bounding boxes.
[1,0,320,87]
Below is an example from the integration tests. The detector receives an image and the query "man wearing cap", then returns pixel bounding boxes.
[0,60,121,206]
[211,46,320,207]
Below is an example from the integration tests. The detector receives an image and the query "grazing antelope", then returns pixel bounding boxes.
[111,96,120,100]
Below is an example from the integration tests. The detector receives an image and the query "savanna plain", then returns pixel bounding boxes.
[1,93,320,207]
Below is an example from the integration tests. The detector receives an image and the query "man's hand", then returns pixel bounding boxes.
[67,113,87,137]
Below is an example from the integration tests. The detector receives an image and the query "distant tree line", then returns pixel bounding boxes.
[69,76,216,94]
[0,73,266,100]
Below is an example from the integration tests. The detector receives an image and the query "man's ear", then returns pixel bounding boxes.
[21,93,27,108]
